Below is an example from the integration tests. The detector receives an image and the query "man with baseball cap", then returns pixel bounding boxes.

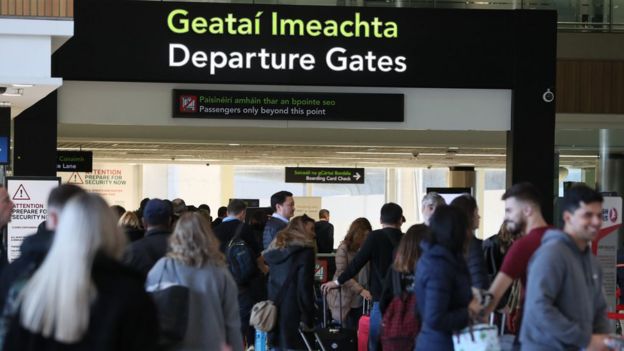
[124,198,173,278]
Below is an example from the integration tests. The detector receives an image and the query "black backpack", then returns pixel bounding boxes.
[226,223,258,285]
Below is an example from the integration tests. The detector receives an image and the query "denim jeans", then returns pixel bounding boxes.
[368,301,382,351]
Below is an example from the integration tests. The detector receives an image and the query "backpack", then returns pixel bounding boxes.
[381,270,420,351]
[226,222,258,285]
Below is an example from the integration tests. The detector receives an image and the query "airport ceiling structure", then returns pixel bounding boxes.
[57,125,607,169]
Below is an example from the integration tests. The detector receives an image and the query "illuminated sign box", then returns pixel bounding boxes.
[173,90,403,122]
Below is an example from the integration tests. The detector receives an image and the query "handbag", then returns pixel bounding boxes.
[146,258,190,348]
[453,323,501,351]
[250,253,301,332]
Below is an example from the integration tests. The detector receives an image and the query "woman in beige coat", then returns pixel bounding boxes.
[327,217,373,329]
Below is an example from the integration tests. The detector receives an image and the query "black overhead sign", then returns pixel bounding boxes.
[56,151,93,172]
[51,1,554,89]
[173,90,403,121]
[285,167,365,184]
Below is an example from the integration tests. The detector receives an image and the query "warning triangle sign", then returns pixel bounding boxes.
[67,172,84,185]
[12,184,30,200]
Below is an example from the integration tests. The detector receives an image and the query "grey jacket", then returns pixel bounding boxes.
[146,257,243,351]
[520,229,610,351]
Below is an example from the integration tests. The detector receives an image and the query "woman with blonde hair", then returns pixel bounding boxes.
[327,217,372,328]
[118,210,144,242]
[146,212,243,351]
[3,193,159,350]
[263,215,316,351]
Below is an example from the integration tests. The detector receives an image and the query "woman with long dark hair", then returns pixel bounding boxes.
[450,194,489,289]
[379,224,429,351]
[414,205,481,351]
[380,224,428,314]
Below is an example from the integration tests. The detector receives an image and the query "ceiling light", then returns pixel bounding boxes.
[559,155,598,158]
[228,143,241,146]
[456,153,506,157]
[418,153,446,156]
[11,84,33,88]
[0,101,10,107]
[335,151,413,156]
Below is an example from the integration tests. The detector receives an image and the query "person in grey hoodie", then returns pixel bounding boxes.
[146,212,243,351]
[521,184,610,351]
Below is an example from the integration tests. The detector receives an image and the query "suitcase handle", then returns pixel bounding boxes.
[323,287,344,328]
[362,298,371,316]
[299,328,327,351]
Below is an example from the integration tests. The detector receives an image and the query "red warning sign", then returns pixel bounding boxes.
[67,172,84,184]
[12,184,30,200]
[314,259,329,283]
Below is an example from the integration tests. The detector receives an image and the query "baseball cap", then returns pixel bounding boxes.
[143,199,171,226]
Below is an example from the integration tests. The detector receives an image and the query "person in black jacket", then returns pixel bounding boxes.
[212,206,228,227]
[212,199,266,348]
[322,203,404,351]
[315,209,334,253]
[379,224,429,351]
[0,184,83,313]
[262,191,295,249]
[263,215,316,351]
[450,194,489,290]
[379,224,429,314]
[123,198,172,278]
[3,193,159,351]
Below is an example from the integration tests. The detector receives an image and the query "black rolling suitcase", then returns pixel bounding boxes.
[306,290,357,351]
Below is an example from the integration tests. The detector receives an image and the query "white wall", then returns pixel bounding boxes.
[0,18,73,117]
[141,164,223,208]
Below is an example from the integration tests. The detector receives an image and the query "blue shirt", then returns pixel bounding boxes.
[222,216,238,223]
[272,213,289,223]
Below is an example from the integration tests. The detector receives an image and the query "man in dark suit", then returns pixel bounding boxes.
[262,191,295,249]
[315,209,334,253]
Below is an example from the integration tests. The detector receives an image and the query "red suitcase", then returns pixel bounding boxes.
[357,300,371,351]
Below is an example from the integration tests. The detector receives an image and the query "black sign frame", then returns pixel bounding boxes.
[285,167,365,184]
[51,1,558,221]
[54,1,543,89]
[56,151,93,173]
[173,90,403,121]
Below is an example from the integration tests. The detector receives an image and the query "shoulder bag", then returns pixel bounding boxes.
[146,258,190,348]
[250,253,301,332]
